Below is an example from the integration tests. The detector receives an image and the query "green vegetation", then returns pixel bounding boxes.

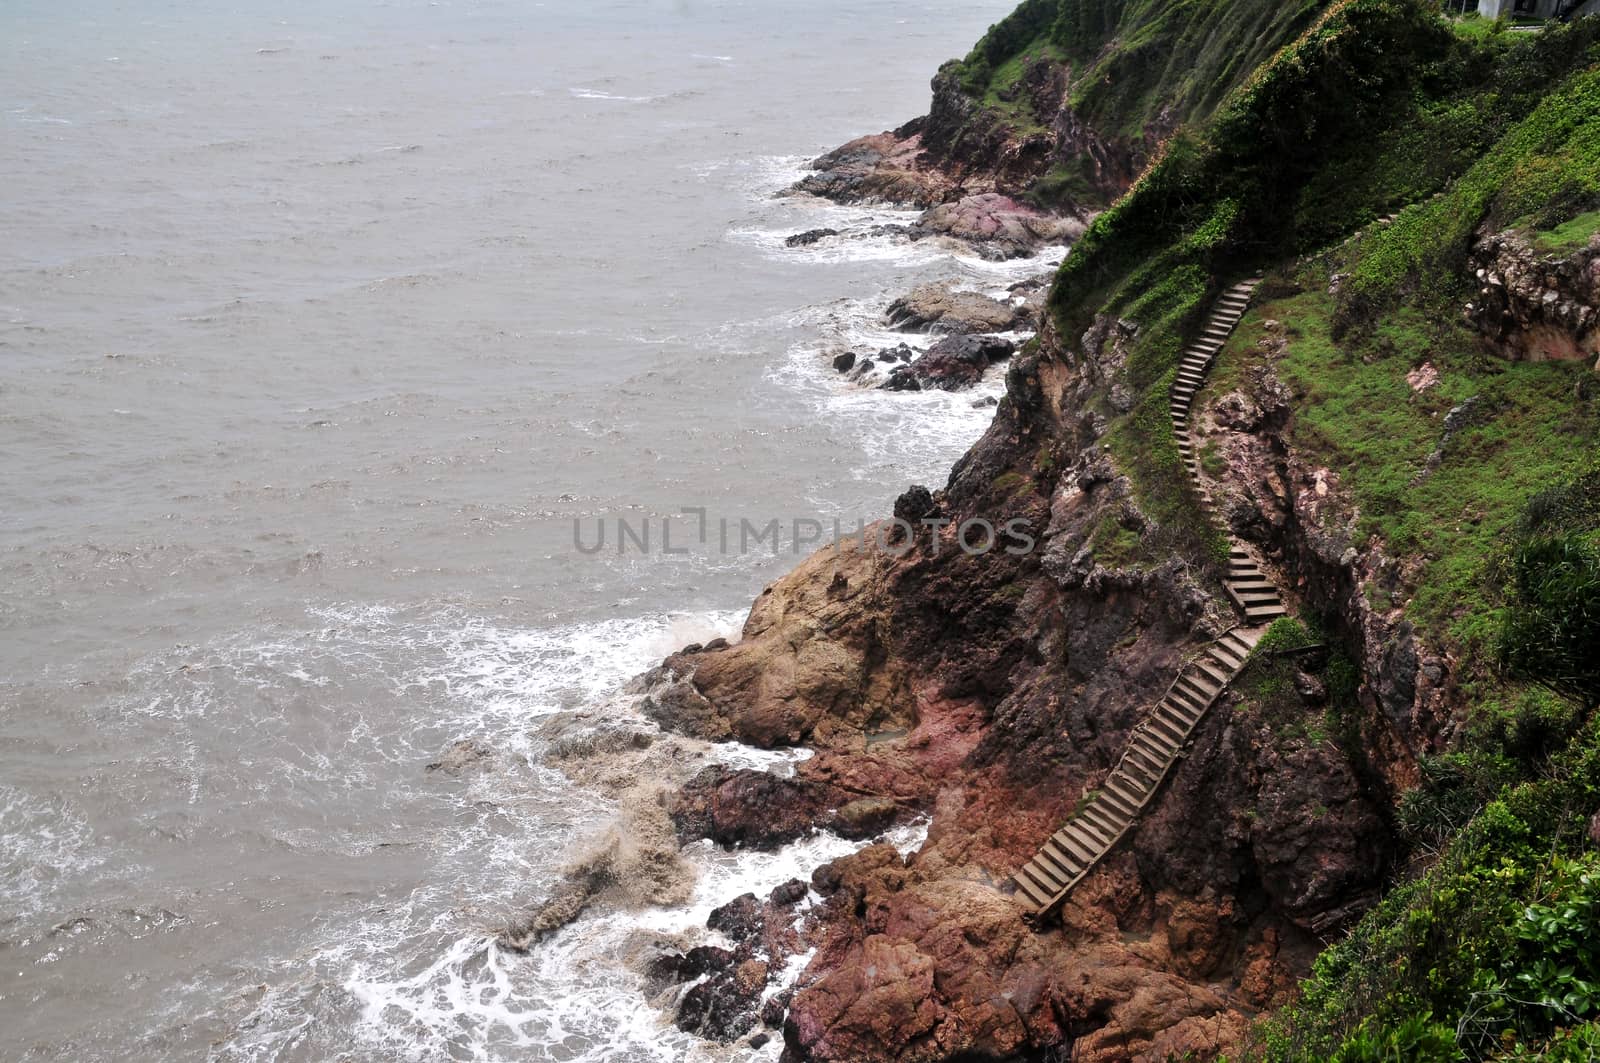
[1230,616,1348,751]
[1260,731,1600,1061]
[1089,510,1144,568]
[1221,283,1600,650]
[1254,467,1600,1060]
[957,0,1329,154]
[962,2,1600,1056]
[1528,208,1600,255]
[950,0,1600,1052]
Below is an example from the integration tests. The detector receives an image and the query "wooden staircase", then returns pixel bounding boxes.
[1172,278,1288,627]
[1011,277,1289,922]
[1010,627,1262,916]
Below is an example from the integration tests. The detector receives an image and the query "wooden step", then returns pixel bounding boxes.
[1035,846,1077,881]
[1016,865,1057,898]
[1017,874,1060,911]
[1104,778,1146,809]
[1094,788,1138,819]
[1245,604,1289,622]
[1073,814,1116,847]
[1145,715,1187,745]
[1012,278,1269,923]
[1119,757,1160,790]
[1055,830,1097,864]
[1082,803,1125,836]
[1209,645,1247,671]
[1167,686,1208,716]
[1012,875,1051,910]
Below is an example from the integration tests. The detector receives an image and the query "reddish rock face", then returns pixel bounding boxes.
[634,320,1419,1062]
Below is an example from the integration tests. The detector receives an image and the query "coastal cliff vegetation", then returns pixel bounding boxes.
[643,1,1600,1059]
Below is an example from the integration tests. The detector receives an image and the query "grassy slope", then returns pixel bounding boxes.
[951,0,1331,208]
[980,0,1600,1056]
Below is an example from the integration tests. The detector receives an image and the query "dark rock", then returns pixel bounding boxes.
[786,228,839,248]
[749,1031,771,1049]
[668,766,844,849]
[892,485,936,526]
[676,974,758,1042]
[831,350,856,373]
[1295,672,1328,705]
[682,945,735,977]
[761,988,793,1027]
[707,893,764,940]
[882,334,1016,392]
[769,878,810,907]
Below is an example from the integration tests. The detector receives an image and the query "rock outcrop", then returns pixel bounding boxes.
[908,192,1084,260]
[1464,226,1600,366]
[634,310,1416,1061]
[881,335,1016,392]
[885,281,1032,335]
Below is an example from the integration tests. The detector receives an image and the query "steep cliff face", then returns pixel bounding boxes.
[635,5,1600,1061]
[794,0,1334,218]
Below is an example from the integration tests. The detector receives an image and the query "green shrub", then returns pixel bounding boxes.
[1497,532,1600,711]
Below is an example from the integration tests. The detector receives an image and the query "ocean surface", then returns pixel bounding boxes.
[0,1,1045,1058]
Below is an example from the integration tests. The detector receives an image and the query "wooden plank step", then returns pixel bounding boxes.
[1034,846,1076,881]
[1104,778,1146,809]
[1081,806,1120,838]
[1245,605,1289,622]
[1017,862,1059,895]
[1013,880,1050,912]
[1145,715,1186,745]
[1055,830,1097,864]
[1073,815,1116,847]
[1094,789,1138,820]
[1209,645,1247,671]
[1119,757,1160,789]
[1167,686,1208,716]
[1016,871,1059,907]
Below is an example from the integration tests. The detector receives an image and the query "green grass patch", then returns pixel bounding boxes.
[1229,286,1600,659]
[1528,207,1600,255]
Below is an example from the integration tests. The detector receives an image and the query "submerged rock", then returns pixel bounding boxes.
[881,334,1015,392]
[786,227,839,248]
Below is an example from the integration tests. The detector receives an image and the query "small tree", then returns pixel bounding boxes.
[1497,531,1600,711]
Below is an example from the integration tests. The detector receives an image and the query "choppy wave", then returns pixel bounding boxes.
[177,602,924,1062]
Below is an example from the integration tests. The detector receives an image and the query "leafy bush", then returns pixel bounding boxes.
[1497,532,1600,710]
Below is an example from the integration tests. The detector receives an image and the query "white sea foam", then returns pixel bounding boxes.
[0,786,107,920]
[336,821,930,1063]
[193,602,922,1062]
[569,88,663,103]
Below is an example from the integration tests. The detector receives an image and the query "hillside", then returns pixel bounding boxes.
[644,3,1600,1060]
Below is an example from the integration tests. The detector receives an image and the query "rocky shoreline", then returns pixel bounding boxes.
[491,34,1463,1062]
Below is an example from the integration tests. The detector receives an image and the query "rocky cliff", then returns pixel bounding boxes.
[636,308,1421,1060]
[631,4,1600,1060]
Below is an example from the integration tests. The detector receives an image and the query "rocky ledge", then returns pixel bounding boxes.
[1464,226,1600,366]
